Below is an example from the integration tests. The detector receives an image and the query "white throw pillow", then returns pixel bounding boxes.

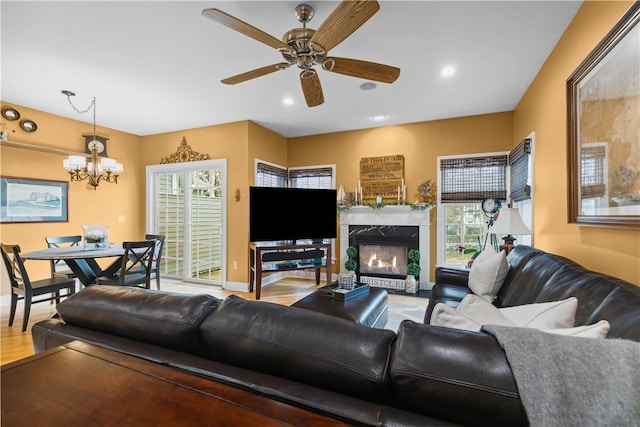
[540,320,610,339]
[430,299,515,332]
[456,294,514,326]
[467,247,510,302]
[430,303,487,332]
[499,297,578,329]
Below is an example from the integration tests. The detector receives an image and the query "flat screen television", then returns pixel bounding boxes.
[250,186,337,243]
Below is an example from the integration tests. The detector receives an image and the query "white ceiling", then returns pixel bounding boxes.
[1,1,582,138]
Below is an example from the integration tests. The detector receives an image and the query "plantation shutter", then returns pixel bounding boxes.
[440,155,508,203]
[509,138,532,201]
[256,162,287,188]
[581,145,606,199]
[289,166,333,189]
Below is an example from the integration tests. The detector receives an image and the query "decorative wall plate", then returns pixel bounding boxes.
[19,119,37,132]
[1,107,20,121]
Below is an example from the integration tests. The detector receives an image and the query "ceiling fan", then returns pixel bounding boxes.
[202,1,400,107]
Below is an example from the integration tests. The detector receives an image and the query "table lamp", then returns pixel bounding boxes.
[488,207,532,254]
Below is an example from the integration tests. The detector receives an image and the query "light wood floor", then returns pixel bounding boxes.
[1,277,426,366]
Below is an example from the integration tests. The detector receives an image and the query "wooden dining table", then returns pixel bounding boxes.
[23,245,128,286]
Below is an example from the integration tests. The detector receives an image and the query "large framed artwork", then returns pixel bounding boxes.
[567,2,640,230]
[1,177,69,223]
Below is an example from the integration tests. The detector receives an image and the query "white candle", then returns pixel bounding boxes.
[397,186,400,201]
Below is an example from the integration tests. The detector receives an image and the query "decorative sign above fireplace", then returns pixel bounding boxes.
[359,154,404,201]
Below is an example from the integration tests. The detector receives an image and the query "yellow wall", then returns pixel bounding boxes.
[288,112,514,280]
[513,0,639,285]
[2,0,638,296]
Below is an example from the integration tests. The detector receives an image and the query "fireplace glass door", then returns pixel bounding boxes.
[358,243,408,277]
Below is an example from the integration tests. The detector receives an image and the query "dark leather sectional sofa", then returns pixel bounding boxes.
[32,245,640,426]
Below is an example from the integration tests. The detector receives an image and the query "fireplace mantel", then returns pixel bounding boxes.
[340,205,432,289]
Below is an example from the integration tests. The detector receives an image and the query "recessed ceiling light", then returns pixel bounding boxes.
[360,82,377,91]
[441,66,456,77]
[283,97,294,105]
[371,114,387,121]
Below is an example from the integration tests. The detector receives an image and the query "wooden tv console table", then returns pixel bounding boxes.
[249,242,332,299]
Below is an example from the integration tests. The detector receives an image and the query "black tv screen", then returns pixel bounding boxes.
[250,186,337,243]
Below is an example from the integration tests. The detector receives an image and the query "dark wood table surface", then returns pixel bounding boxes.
[1,341,351,426]
[23,245,128,286]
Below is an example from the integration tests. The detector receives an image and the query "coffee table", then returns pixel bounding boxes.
[292,286,388,328]
[1,341,350,426]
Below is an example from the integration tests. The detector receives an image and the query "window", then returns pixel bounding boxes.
[255,161,335,191]
[581,145,606,197]
[289,165,335,189]
[256,161,287,188]
[254,160,336,257]
[438,153,508,266]
[510,136,534,246]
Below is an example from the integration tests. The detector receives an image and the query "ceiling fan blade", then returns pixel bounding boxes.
[221,63,290,85]
[300,71,324,107]
[323,57,400,83]
[202,8,289,51]
[310,1,380,52]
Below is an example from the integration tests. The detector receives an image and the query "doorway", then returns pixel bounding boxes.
[146,159,227,286]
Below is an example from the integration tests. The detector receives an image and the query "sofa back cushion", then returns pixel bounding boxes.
[584,279,640,341]
[199,295,396,403]
[56,286,221,357]
[497,253,580,307]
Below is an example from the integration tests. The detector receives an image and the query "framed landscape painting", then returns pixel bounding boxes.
[1,177,69,223]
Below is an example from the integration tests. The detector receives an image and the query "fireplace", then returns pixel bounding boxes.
[339,206,432,291]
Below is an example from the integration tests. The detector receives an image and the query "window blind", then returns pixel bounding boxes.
[440,155,508,203]
[509,138,532,202]
[256,162,287,188]
[289,166,333,189]
[581,145,606,199]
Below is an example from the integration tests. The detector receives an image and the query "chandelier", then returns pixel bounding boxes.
[62,91,123,190]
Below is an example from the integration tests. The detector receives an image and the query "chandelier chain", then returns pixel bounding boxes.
[65,95,97,134]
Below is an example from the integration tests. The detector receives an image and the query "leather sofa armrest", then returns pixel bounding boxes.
[424,268,471,323]
[435,267,470,287]
[391,321,527,426]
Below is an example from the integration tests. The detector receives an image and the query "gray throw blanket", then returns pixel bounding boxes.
[483,325,640,427]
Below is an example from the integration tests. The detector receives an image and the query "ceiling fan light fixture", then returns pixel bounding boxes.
[360,82,377,91]
[371,114,387,121]
[283,97,295,105]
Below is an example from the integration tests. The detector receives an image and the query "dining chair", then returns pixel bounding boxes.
[45,235,82,280]
[95,240,155,288]
[145,234,165,290]
[1,243,76,332]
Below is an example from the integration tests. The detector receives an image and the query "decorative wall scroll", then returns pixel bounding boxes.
[359,154,405,201]
[160,137,211,164]
[567,3,639,229]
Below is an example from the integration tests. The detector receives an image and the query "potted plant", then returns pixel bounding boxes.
[343,246,358,288]
[406,249,421,293]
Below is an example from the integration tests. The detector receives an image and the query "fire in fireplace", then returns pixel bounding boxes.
[358,244,408,277]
